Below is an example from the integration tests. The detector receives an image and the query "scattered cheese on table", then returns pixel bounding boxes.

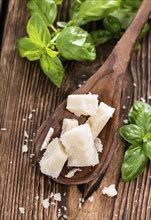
[19,207,25,214]
[88,195,94,202]
[66,94,98,116]
[0,128,7,131]
[94,138,103,153]
[42,199,50,209]
[61,118,78,135]
[87,102,115,140]
[102,184,117,197]
[61,124,99,167]
[40,127,54,151]
[54,193,61,201]
[22,145,28,153]
[40,138,67,178]
[65,168,82,178]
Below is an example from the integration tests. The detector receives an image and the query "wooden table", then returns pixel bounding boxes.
[0,1,151,219]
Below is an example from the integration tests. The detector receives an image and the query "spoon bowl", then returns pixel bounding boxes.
[35,0,151,185]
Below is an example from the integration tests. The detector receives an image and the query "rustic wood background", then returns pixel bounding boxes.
[0,0,151,219]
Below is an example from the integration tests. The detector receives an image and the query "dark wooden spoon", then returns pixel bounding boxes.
[35,0,151,185]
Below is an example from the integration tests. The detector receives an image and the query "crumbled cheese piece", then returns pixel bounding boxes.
[30,153,35,158]
[19,207,25,214]
[32,109,36,112]
[63,192,66,196]
[78,84,82,88]
[22,145,28,153]
[62,206,67,211]
[65,168,82,178]
[54,193,61,201]
[140,97,146,102]
[78,198,84,209]
[88,195,94,202]
[94,138,103,153]
[123,119,129,124]
[40,127,54,151]
[28,113,33,120]
[61,124,99,167]
[50,192,54,198]
[35,195,39,200]
[10,161,12,164]
[127,96,130,99]
[61,118,78,135]
[0,128,7,131]
[102,184,117,197]
[40,138,67,178]
[24,130,29,138]
[133,83,137,87]
[87,102,115,140]
[122,106,126,109]
[66,94,98,116]
[42,199,50,209]
[23,118,26,122]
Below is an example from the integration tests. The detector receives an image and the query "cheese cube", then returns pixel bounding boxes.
[39,138,67,178]
[87,102,115,139]
[61,118,78,135]
[66,94,98,116]
[61,124,99,167]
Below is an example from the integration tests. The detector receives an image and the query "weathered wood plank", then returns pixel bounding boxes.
[0,0,151,219]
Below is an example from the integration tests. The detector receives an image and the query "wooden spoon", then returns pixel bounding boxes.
[35,0,151,185]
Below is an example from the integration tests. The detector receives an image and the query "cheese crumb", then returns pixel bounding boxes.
[94,138,103,153]
[42,199,50,209]
[133,83,137,87]
[54,193,61,201]
[65,168,82,178]
[24,130,29,138]
[50,192,54,198]
[40,127,54,151]
[35,195,39,200]
[28,113,33,120]
[19,207,25,214]
[123,119,128,124]
[140,97,146,102]
[63,214,67,219]
[88,195,94,202]
[0,128,7,131]
[122,106,126,109]
[22,145,28,153]
[102,184,117,197]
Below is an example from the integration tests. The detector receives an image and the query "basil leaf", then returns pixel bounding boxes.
[121,0,141,10]
[27,0,57,26]
[17,37,42,61]
[40,53,64,87]
[45,47,59,58]
[103,15,121,34]
[69,0,86,20]
[72,0,121,26]
[143,141,151,160]
[119,124,145,145]
[121,145,148,182]
[91,30,113,46]
[128,101,151,133]
[27,13,51,47]
[56,26,96,61]
[54,0,63,4]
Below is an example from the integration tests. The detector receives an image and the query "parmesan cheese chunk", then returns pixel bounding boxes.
[66,94,98,116]
[94,138,103,153]
[39,138,67,178]
[65,168,82,178]
[61,124,99,167]
[61,118,78,135]
[40,127,54,151]
[102,184,117,197]
[87,102,115,139]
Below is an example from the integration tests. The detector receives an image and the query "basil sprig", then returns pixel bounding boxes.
[119,101,151,182]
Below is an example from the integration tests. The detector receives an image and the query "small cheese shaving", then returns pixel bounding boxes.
[88,195,94,202]
[54,193,61,201]
[122,106,126,109]
[133,83,137,87]
[65,168,82,178]
[32,109,36,112]
[35,195,39,200]
[19,207,25,214]
[127,96,130,99]
[94,138,103,153]
[0,128,7,131]
[22,145,28,153]
[63,215,67,219]
[28,113,33,120]
[62,206,67,211]
[102,184,117,197]
[50,192,54,198]
[140,97,146,102]
[123,119,128,124]
[30,154,35,158]
[40,127,54,151]
[42,199,50,209]
[24,131,29,138]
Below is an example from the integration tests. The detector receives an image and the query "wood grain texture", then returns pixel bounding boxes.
[0,1,151,220]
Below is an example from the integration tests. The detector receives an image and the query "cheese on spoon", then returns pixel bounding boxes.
[61,118,78,135]
[61,124,99,167]
[66,94,98,116]
[40,138,67,178]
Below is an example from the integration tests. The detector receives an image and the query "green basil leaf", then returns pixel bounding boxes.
[54,0,63,4]
[110,8,135,29]
[121,0,141,10]
[27,13,51,47]
[103,15,121,34]
[56,26,96,61]
[128,101,151,133]
[121,145,148,182]
[119,124,145,145]
[27,0,57,26]
[40,52,64,87]
[17,37,42,61]
[57,21,68,28]
[69,0,86,20]
[143,141,151,160]
[45,47,59,58]
[91,30,113,46]
[72,0,121,26]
